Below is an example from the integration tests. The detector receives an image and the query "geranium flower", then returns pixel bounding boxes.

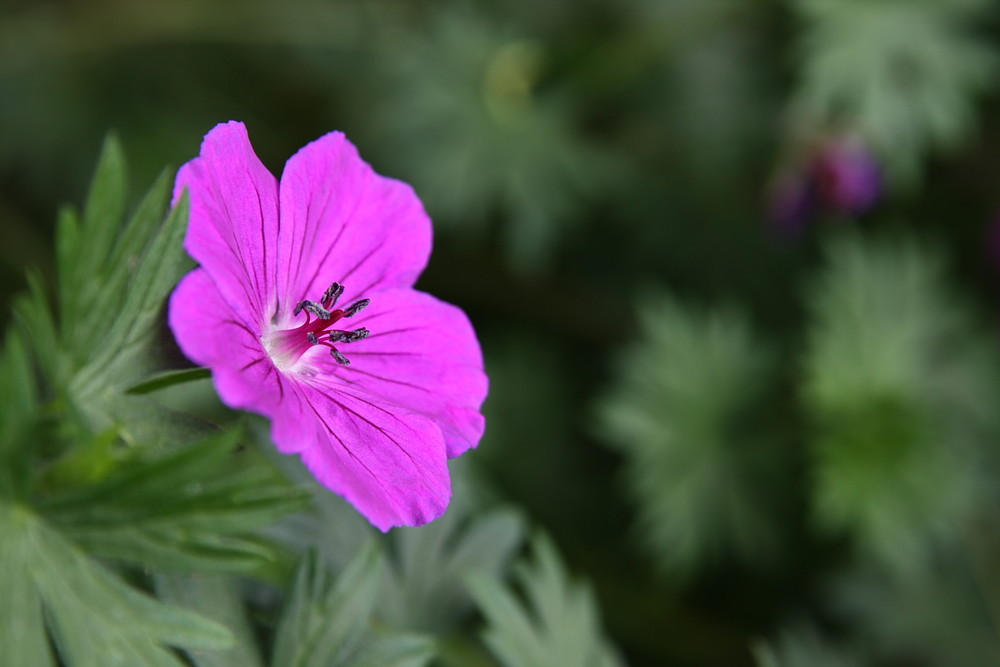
[168,122,487,530]
[767,132,881,237]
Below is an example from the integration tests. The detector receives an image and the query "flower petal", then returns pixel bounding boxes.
[168,269,279,415]
[320,289,487,458]
[174,121,280,324]
[273,379,451,531]
[276,132,431,310]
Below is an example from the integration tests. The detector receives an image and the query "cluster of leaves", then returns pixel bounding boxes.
[0,141,623,666]
[598,296,783,578]
[792,0,995,185]
[598,232,1000,665]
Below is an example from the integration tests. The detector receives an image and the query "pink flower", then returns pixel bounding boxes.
[168,122,487,531]
[766,133,881,237]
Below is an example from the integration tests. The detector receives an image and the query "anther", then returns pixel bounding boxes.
[322,282,345,308]
[306,332,318,344]
[329,328,369,344]
[343,298,370,318]
[330,348,351,366]
[294,300,331,319]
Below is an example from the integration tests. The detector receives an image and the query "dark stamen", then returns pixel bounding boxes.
[294,300,331,319]
[322,282,344,308]
[343,298,370,318]
[284,281,372,368]
[329,328,369,344]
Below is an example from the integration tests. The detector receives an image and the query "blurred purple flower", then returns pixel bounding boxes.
[168,122,487,531]
[812,134,881,215]
[767,133,881,236]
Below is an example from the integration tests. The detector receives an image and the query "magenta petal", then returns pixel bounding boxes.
[274,380,451,531]
[174,121,280,323]
[168,269,278,415]
[276,132,432,307]
[312,288,487,458]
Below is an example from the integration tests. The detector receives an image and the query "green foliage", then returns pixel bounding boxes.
[793,0,996,184]
[125,367,212,395]
[802,234,1000,572]
[598,294,783,579]
[380,505,525,633]
[19,134,195,446]
[260,434,528,642]
[38,430,308,575]
[0,501,233,667]
[830,556,1000,667]
[469,533,623,667]
[753,623,863,667]
[0,329,38,498]
[374,5,615,271]
[1,137,311,667]
[272,546,434,667]
[155,573,265,667]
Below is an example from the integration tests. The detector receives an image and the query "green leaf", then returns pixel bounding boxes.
[596,293,783,579]
[469,534,623,667]
[272,544,433,667]
[381,506,524,633]
[77,169,173,358]
[0,501,232,667]
[33,135,194,444]
[375,6,619,271]
[0,328,38,498]
[341,636,435,667]
[793,0,996,184]
[831,560,1000,667]
[40,430,309,575]
[125,367,212,395]
[802,234,999,572]
[0,508,53,666]
[13,270,63,386]
[54,205,82,340]
[59,134,127,348]
[155,574,265,667]
[753,622,864,667]
[70,191,192,407]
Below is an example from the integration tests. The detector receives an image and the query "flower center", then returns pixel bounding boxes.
[264,281,370,371]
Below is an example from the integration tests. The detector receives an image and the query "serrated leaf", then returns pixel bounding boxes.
[54,205,81,337]
[381,506,524,633]
[0,501,232,667]
[40,431,308,575]
[597,293,783,579]
[793,0,995,184]
[0,506,53,666]
[71,191,192,403]
[78,169,173,357]
[272,544,385,667]
[468,534,624,667]
[341,636,434,667]
[59,135,127,347]
[0,328,38,499]
[802,234,998,572]
[32,137,194,443]
[831,560,1000,667]
[155,574,265,667]
[753,622,863,667]
[13,271,63,385]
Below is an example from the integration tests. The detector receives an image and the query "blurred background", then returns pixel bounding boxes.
[5,0,1000,665]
